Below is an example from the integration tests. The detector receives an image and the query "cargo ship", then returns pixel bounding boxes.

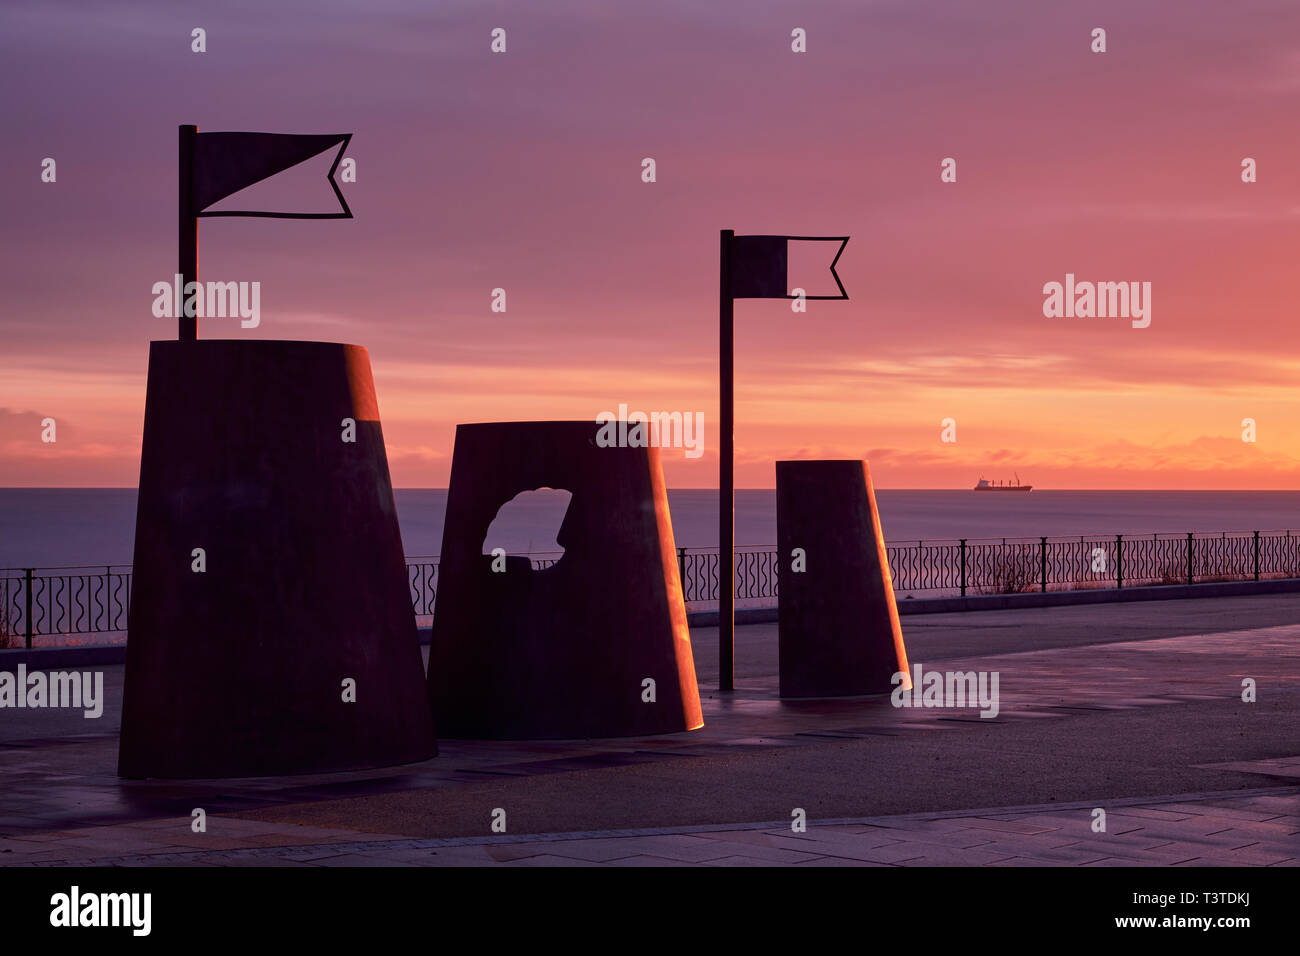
[974,473,1032,492]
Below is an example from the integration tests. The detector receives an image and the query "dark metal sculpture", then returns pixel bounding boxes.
[427,421,704,739]
[775,459,911,698]
[177,125,352,340]
[718,231,849,691]
[118,126,434,778]
[119,340,436,778]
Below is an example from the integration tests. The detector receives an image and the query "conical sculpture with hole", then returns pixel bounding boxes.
[428,420,703,739]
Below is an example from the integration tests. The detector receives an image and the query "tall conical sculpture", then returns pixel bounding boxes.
[428,421,703,739]
[118,340,437,778]
[120,127,434,777]
[776,459,910,698]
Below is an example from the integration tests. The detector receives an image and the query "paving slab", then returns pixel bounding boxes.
[5,597,1300,865]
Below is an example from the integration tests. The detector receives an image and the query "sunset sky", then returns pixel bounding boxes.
[4,0,1300,489]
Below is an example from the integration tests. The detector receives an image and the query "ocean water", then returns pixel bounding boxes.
[2,488,1299,569]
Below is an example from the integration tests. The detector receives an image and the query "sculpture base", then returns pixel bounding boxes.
[429,421,703,739]
[118,340,436,778]
[776,459,911,699]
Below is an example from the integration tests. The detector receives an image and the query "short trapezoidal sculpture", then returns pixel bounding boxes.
[428,421,703,739]
[776,459,911,698]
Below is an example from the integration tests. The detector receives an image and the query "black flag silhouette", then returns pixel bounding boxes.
[727,235,848,299]
[176,125,353,340]
[191,131,352,218]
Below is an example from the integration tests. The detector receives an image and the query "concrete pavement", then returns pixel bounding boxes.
[2,786,1296,867]
[2,593,1300,865]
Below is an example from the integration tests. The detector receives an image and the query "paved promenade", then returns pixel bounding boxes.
[2,786,1297,867]
[2,594,1299,866]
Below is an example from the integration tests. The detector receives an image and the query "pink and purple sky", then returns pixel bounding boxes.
[4,0,1300,489]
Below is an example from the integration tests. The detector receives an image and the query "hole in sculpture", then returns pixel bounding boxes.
[482,487,573,569]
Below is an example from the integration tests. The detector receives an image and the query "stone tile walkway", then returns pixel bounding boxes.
[3,785,1296,867]
[4,621,1296,837]
[5,602,1300,863]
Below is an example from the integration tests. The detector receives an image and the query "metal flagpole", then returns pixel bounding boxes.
[178,125,198,341]
[719,229,735,692]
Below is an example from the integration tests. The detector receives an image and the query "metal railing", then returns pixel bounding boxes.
[675,531,1297,607]
[5,530,1300,647]
[0,566,133,649]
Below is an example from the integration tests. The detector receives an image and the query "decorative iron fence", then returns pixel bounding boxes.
[677,531,1300,606]
[0,566,133,649]
[404,552,563,622]
[5,530,1300,647]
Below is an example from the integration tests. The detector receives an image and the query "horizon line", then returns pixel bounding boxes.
[4,486,1300,494]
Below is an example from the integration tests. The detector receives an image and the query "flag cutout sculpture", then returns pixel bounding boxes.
[717,230,849,691]
[118,125,436,777]
[177,125,352,340]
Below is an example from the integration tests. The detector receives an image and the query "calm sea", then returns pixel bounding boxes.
[2,488,1299,569]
